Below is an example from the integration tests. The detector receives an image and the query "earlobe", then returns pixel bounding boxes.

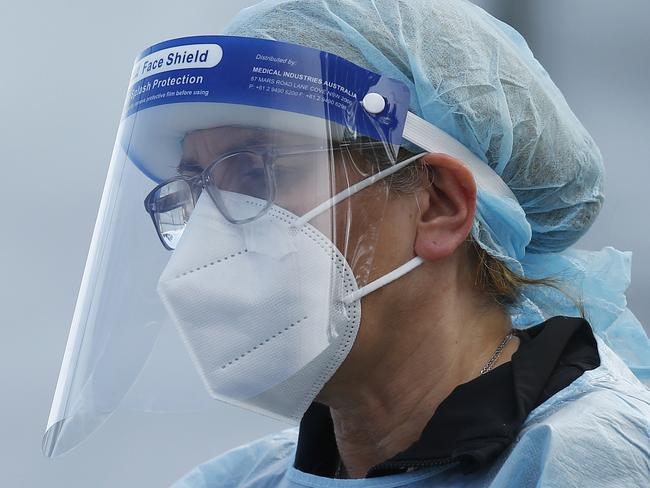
[413,153,477,261]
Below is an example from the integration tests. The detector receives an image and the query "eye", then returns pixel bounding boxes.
[243,166,265,178]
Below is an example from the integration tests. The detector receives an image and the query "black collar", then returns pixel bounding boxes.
[293,316,600,478]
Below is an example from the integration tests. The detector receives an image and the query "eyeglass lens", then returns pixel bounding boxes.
[150,179,195,249]
[148,151,272,249]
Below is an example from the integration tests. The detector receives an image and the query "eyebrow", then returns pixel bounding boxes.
[176,159,203,176]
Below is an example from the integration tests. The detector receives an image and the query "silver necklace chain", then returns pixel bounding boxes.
[480,329,516,375]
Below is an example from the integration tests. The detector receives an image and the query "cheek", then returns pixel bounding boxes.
[366,195,420,281]
[331,188,419,287]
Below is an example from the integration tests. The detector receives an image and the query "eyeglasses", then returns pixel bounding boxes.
[144,142,391,250]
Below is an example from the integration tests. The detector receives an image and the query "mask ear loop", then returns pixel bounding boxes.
[342,256,424,304]
[289,151,428,304]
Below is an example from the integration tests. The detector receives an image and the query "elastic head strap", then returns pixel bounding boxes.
[403,112,517,202]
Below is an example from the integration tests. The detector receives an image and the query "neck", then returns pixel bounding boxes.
[316,272,516,479]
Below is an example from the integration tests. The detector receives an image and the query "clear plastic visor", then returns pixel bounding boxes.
[43,111,408,457]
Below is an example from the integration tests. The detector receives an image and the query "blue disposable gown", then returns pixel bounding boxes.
[173,337,650,487]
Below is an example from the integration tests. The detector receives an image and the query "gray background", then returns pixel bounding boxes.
[1,1,648,487]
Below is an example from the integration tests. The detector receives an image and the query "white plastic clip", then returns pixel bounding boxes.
[361,92,386,114]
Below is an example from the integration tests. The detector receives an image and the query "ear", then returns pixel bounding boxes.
[413,153,477,261]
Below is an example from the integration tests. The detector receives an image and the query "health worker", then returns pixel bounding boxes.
[44,1,650,487]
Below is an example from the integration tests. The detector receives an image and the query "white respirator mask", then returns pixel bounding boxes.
[156,154,425,421]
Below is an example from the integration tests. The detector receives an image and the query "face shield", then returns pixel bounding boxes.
[44,35,515,458]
